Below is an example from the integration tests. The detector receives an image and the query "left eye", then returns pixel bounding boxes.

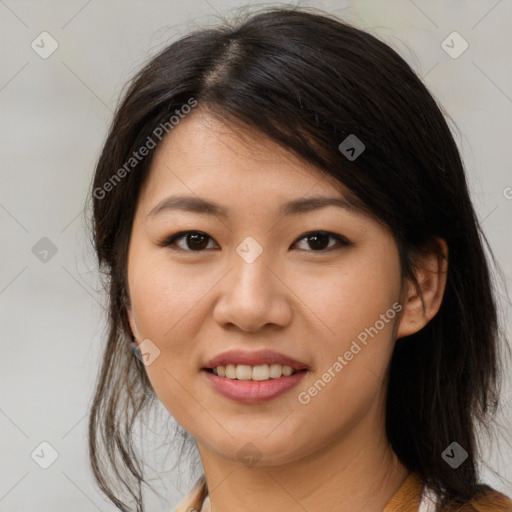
[293,231,350,252]
[161,230,350,252]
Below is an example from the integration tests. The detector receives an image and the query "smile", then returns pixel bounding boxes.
[202,367,308,403]
[209,363,297,380]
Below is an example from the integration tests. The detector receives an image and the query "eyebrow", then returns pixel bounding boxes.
[147,194,361,219]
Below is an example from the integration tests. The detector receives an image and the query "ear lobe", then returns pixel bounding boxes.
[397,238,448,339]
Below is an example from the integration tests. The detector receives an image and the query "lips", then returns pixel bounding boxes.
[203,349,309,371]
[203,369,308,403]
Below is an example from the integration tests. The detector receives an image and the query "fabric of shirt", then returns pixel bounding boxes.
[172,471,512,512]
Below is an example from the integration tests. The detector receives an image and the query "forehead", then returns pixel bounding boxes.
[141,109,350,204]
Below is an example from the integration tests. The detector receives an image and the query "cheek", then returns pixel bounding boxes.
[127,250,203,346]
[129,271,178,333]
[293,251,402,412]
[127,256,207,404]
[295,253,402,353]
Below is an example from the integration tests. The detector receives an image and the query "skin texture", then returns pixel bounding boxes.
[126,109,448,512]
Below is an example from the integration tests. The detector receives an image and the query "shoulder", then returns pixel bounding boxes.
[441,485,512,512]
[172,475,208,512]
[464,485,512,512]
[418,475,511,512]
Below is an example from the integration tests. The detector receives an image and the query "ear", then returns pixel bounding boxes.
[126,306,141,341]
[397,238,448,339]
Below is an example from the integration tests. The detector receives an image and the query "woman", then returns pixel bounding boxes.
[88,6,512,512]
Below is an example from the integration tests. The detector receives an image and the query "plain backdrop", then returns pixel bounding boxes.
[1,1,511,511]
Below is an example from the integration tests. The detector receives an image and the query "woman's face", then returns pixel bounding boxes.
[127,109,407,466]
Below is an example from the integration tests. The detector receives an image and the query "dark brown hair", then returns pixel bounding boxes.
[88,6,509,511]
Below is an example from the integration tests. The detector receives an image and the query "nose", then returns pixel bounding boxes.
[212,248,293,333]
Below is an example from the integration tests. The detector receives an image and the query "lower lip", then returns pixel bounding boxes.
[202,369,308,403]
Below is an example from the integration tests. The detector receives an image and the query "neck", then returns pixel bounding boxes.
[197,414,408,512]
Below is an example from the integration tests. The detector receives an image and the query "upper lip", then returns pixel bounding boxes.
[204,349,309,371]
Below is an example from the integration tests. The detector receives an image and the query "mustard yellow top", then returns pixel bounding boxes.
[172,471,512,512]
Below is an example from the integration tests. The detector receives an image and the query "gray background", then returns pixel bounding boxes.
[1,0,511,510]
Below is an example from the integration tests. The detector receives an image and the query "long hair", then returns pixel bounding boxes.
[88,6,506,511]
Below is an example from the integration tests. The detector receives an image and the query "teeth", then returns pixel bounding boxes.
[211,363,298,380]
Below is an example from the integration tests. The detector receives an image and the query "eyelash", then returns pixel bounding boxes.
[159,230,351,253]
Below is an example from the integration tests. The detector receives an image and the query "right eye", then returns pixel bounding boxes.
[160,231,218,252]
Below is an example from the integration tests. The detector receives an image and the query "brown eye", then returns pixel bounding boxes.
[161,230,350,253]
[293,231,350,252]
[162,231,217,251]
